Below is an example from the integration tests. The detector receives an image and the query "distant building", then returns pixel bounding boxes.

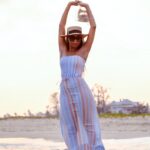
[110,99,138,114]
[36,112,45,117]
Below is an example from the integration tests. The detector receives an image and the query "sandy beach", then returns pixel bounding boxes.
[0,137,150,150]
[0,116,150,149]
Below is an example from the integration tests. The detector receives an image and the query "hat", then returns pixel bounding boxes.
[60,26,88,38]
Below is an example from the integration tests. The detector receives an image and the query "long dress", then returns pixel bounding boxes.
[59,55,105,150]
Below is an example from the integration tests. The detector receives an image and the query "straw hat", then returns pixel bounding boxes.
[60,26,88,38]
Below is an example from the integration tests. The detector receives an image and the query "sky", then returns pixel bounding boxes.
[0,0,150,117]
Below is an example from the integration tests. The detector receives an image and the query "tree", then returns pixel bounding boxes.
[91,83,109,114]
[3,113,11,118]
[27,109,34,117]
[48,92,59,117]
[45,110,51,117]
[132,102,149,114]
[14,112,18,117]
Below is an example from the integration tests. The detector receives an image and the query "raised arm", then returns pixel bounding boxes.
[78,2,96,52]
[58,1,79,55]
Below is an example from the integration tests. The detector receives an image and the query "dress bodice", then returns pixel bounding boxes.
[60,55,85,79]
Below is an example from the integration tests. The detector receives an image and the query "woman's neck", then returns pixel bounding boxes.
[69,47,77,52]
[66,45,80,55]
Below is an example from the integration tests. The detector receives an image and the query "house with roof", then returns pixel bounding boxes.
[110,99,139,114]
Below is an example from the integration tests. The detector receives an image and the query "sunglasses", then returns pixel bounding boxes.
[68,35,82,42]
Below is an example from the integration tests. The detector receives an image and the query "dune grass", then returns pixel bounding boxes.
[1,113,150,120]
[99,113,150,118]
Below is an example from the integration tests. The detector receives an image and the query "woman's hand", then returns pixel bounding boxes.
[68,1,89,8]
[68,1,80,7]
[78,1,89,8]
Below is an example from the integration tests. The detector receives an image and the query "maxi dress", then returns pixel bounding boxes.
[59,55,105,150]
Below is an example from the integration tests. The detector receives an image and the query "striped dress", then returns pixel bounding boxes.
[59,55,105,150]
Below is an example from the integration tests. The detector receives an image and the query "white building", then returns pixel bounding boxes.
[110,99,138,114]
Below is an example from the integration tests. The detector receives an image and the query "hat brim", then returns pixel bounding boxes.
[60,33,88,38]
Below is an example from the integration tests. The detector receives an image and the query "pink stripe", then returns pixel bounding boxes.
[77,77,88,145]
[90,93,94,144]
[64,79,82,143]
[85,85,96,145]
[77,78,86,126]
[89,93,94,144]
[63,80,77,131]
[90,93,96,144]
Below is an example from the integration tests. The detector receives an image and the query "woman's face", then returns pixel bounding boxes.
[68,35,82,50]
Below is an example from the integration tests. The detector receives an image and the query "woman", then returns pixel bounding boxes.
[58,1,105,150]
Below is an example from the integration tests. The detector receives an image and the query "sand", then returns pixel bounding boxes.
[0,137,150,150]
[0,116,150,149]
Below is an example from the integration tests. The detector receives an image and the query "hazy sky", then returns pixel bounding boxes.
[0,0,150,116]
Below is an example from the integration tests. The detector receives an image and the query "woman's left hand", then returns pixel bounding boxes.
[78,1,89,8]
